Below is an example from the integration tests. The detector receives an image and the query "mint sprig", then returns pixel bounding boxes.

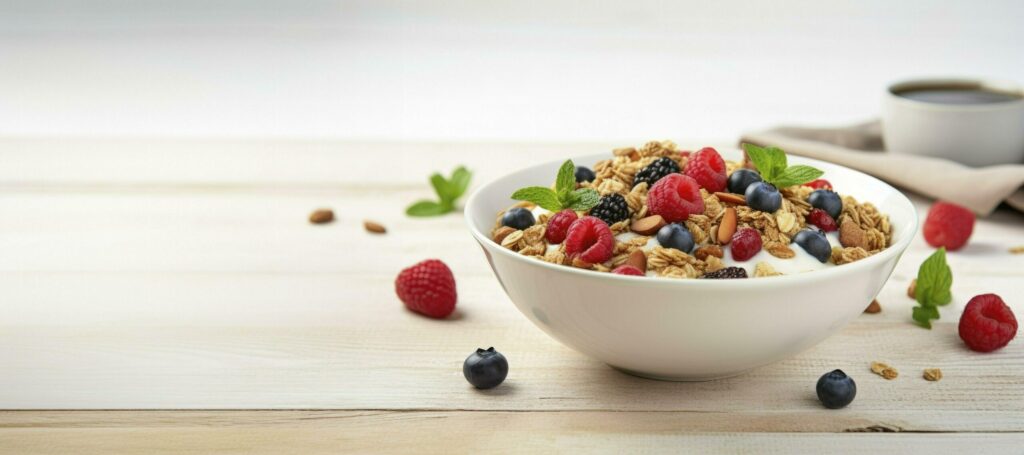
[406,166,472,217]
[742,143,824,189]
[510,160,600,212]
[912,248,953,329]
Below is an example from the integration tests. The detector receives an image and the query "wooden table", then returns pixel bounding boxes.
[0,138,1022,453]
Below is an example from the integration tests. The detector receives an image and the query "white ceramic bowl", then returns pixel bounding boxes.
[465,150,917,381]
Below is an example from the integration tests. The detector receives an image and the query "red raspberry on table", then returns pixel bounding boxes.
[544,209,578,244]
[647,174,705,223]
[806,179,833,190]
[684,147,727,192]
[564,216,615,264]
[611,264,644,276]
[807,208,838,232]
[959,294,1017,352]
[730,228,763,261]
[395,259,457,319]
[923,201,975,251]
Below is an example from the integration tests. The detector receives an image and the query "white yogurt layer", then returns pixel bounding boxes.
[530,206,839,278]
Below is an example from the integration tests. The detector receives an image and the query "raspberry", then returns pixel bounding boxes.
[730,228,762,261]
[923,201,975,251]
[683,147,727,192]
[589,193,630,225]
[807,208,838,232]
[395,259,457,319]
[647,174,705,223]
[564,216,615,264]
[959,294,1017,352]
[806,179,833,190]
[703,266,748,279]
[544,209,578,244]
[632,157,680,189]
[611,265,644,276]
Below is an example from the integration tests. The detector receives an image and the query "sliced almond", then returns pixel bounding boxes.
[714,192,747,205]
[630,215,667,235]
[775,212,796,234]
[500,230,523,249]
[363,220,387,234]
[839,220,867,249]
[626,249,647,272]
[718,207,737,244]
[492,226,516,244]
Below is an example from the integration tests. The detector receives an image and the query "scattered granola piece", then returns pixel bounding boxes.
[571,257,593,269]
[500,230,524,249]
[1010,246,1024,254]
[907,279,917,299]
[309,209,334,224]
[870,361,899,380]
[764,241,796,259]
[754,261,782,278]
[923,368,943,382]
[839,218,867,249]
[492,226,516,244]
[363,220,387,234]
[864,299,881,314]
[694,245,724,261]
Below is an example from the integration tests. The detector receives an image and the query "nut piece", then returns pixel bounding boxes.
[627,249,647,273]
[500,230,524,249]
[309,209,334,224]
[714,192,747,205]
[1010,246,1024,254]
[363,220,387,234]
[923,368,943,382]
[776,212,796,234]
[754,261,782,277]
[839,219,867,249]
[864,299,882,314]
[718,207,737,244]
[631,215,667,235]
[694,245,724,261]
[492,226,517,244]
[764,242,795,259]
[870,361,899,380]
[571,257,593,269]
[907,279,917,299]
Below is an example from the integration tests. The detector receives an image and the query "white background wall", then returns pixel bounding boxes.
[1,0,1022,141]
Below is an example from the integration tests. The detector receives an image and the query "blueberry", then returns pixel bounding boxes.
[463,347,508,389]
[816,369,856,409]
[727,169,762,195]
[575,166,596,183]
[744,182,782,213]
[793,229,831,263]
[656,223,694,253]
[809,189,843,220]
[501,207,535,230]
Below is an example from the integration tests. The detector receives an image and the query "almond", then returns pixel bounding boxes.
[630,215,667,235]
[627,249,647,272]
[864,299,881,314]
[694,245,724,261]
[718,207,737,244]
[907,279,917,299]
[839,221,867,249]
[492,226,517,244]
[309,208,334,224]
[363,220,387,234]
[571,257,593,269]
[714,192,746,205]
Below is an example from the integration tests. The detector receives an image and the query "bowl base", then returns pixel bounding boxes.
[609,364,750,382]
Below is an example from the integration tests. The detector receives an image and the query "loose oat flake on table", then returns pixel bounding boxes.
[491,141,893,279]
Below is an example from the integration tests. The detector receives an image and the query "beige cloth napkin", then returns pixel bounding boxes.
[740,121,1024,216]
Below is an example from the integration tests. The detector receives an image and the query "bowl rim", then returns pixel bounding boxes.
[464,150,919,289]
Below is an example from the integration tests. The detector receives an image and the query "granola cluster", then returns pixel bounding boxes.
[491,140,893,279]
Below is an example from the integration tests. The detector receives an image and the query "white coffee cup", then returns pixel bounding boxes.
[882,78,1024,167]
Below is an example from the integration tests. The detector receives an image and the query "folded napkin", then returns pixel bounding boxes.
[740,121,1024,216]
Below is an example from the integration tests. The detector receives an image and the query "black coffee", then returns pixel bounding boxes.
[895,85,1022,105]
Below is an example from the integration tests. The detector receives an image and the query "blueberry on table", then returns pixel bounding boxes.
[808,189,843,220]
[816,369,857,409]
[463,347,509,390]
[656,223,695,253]
[793,229,832,263]
[575,166,596,183]
[727,169,762,195]
[744,182,782,213]
[501,207,535,230]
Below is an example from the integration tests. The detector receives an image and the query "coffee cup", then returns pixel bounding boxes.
[882,78,1024,167]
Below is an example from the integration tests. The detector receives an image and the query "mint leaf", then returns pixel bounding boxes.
[765,146,787,178]
[742,143,778,181]
[912,248,953,329]
[772,165,825,188]
[430,173,455,204]
[406,200,449,217]
[555,160,577,195]
[511,186,562,211]
[566,188,600,211]
[449,166,472,198]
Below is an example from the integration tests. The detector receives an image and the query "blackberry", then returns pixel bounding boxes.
[632,157,680,188]
[588,193,630,225]
[703,267,748,279]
